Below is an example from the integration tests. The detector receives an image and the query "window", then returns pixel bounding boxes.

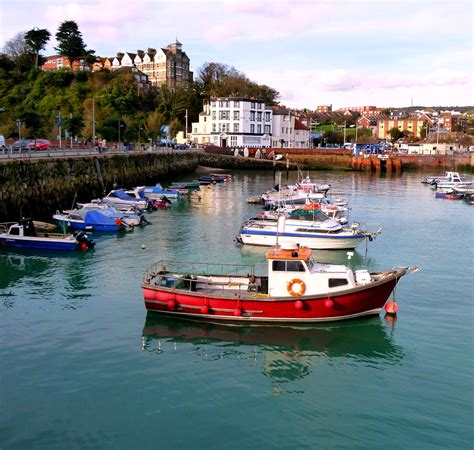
[251,102,256,109]
[328,278,349,288]
[250,124,255,133]
[256,103,262,109]
[194,127,197,134]
[265,112,271,122]
[233,111,239,120]
[286,260,305,272]
[272,261,286,271]
[264,125,271,133]
[233,101,240,108]
[231,136,237,145]
[233,123,239,132]
[250,111,255,121]
[257,124,262,133]
[257,112,262,121]
[212,111,216,119]
[219,111,230,120]
[282,127,284,134]
[211,101,216,107]
[212,124,216,132]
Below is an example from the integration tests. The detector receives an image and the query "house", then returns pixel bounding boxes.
[272,108,310,148]
[41,55,87,72]
[190,98,272,147]
[113,66,151,93]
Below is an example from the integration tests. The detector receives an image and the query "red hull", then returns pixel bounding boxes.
[142,271,404,323]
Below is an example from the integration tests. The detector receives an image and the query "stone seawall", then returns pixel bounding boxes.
[0,153,199,221]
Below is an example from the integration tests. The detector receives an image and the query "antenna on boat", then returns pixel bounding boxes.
[346,251,354,268]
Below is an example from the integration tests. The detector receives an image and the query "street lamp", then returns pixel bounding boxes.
[138,126,143,150]
[118,120,125,150]
[92,95,105,147]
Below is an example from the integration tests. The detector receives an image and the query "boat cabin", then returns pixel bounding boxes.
[266,245,364,297]
[1,219,37,237]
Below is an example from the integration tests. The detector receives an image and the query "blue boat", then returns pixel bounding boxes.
[0,219,94,251]
[53,205,142,232]
[139,184,181,201]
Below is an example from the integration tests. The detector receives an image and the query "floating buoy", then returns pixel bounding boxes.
[324,299,334,308]
[141,244,146,250]
[167,299,176,309]
[200,305,209,314]
[384,300,398,315]
[81,242,87,250]
[233,308,242,316]
[294,300,304,310]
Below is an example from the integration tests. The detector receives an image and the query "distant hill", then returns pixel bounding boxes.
[390,106,474,113]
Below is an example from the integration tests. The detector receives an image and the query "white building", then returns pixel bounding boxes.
[271,109,310,148]
[190,98,272,147]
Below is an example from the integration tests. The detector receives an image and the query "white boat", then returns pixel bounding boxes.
[237,211,381,250]
[425,171,472,189]
[287,175,331,194]
[102,189,149,210]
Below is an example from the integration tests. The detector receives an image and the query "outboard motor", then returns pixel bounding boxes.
[73,230,95,249]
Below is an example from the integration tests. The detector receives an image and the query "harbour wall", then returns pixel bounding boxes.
[0,152,199,221]
[0,151,472,221]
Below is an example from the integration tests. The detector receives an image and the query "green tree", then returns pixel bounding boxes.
[168,118,181,140]
[63,115,84,139]
[55,20,90,67]
[145,111,165,142]
[158,85,187,122]
[389,127,405,142]
[25,28,51,68]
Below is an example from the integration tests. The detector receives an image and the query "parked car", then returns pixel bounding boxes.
[10,139,30,152]
[28,139,50,151]
[175,144,189,150]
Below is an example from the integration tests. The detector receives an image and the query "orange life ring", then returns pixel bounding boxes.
[287,278,305,297]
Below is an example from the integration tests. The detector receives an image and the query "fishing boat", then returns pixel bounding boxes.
[141,244,417,323]
[0,219,94,251]
[434,189,464,200]
[53,204,142,232]
[236,211,381,250]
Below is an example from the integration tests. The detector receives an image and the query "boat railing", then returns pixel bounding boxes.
[143,259,255,283]
[0,222,17,233]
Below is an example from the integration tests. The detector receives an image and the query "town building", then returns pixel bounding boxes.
[271,108,310,148]
[41,55,87,71]
[338,105,380,115]
[316,105,332,113]
[190,98,273,147]
[377,116,426,140]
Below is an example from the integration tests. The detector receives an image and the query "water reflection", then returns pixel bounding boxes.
[142,314,404,390]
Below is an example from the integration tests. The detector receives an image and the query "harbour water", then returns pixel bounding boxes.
[1,170,473,449]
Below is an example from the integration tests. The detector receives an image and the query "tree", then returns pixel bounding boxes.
[145,111,165,142]
[63,115,84,139]
[25,28,51,68]
[55,20,89,67]
[2,31,35,73]
[158,85,187,122]
[168,118,181,140]
[389,127,405,142]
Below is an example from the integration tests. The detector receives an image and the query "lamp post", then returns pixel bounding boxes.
[138,126,143,150]
[92,95,105,148]
[118,120,125,151]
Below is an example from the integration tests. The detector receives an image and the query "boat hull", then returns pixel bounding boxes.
[0,236,78,251]
[53,216,123,232]
[238,229,366,250]
[142,271,403,323]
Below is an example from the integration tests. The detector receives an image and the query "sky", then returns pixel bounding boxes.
[0,0,472,109]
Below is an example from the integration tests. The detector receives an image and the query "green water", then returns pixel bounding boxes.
[1,170,473,449]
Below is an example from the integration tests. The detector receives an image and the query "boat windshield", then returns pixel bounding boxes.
[306,257,315,271]
[289,209,329,222]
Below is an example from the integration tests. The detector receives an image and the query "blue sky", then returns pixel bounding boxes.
[1,0,472,109]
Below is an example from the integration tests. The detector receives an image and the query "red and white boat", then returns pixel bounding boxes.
[142,245,417,323]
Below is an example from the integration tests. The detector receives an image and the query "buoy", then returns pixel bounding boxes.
[294,300,304,310]
[141,244,146,250]
[324,299,334,308]
[200,305,209,314]
[81,242,87,250]
[233,308,242,316]
[384,300,398,314]
[167,299,176,309]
